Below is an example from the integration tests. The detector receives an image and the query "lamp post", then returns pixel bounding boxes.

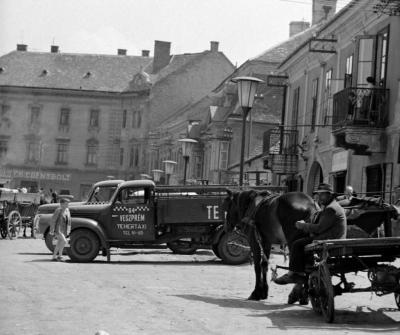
[178,138,198,185]
[162,160,177,185]
[232,76,263,186]
[152,169,164,184]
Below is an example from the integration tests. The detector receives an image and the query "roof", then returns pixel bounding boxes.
[94,180,125,187]
[278,2,355,69]
[251,24,320,63]
[120,180,156,188]
[0,51,153,92]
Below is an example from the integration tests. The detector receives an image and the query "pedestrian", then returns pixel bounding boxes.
[49,198,71,261]
[39,187,47,205]
[50,188,58,203]
[274,183,347,285]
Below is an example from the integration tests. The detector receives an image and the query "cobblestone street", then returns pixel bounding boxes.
[1,239,400,335]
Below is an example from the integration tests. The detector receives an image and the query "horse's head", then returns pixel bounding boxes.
[222,189,258,232]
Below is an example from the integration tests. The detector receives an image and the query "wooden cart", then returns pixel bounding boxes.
[0,189,40,239]
[304,237,400,323]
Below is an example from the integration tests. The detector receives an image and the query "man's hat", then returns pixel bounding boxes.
[313,183,334,194]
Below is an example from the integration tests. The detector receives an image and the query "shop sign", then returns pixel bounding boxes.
[0,168,71,182]
[271,154,298,174]
[332,151,348,172]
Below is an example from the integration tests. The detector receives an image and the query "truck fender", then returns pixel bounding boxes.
[211,224,225,245]
[70,217,108,249]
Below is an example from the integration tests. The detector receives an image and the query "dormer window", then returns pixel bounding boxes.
[84,71,91,78]
[40,69,48,76]
[0,67,5,73]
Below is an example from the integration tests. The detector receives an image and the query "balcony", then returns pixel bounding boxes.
[332,87,389,155]
[264,127,298,175]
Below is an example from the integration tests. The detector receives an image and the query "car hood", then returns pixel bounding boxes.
[38,202,85,214]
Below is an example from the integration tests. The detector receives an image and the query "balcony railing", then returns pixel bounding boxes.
[332,87,389,129]
[265,127,298,175]
[268,127,298,155]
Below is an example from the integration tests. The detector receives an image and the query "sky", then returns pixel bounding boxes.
[0,0,351,66]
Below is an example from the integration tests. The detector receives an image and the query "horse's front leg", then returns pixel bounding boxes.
[248,233,266,301]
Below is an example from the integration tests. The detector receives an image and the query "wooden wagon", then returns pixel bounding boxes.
[0,189,40,239]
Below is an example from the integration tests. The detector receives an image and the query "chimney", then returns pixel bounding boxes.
[51,45,59,53]
[117,49,127,56]
[289,21,310,37]
[17,44,27,51]
[210,41,219,52]
[152,40,171,73]
[142,50,150,57]
[312,0,337,25]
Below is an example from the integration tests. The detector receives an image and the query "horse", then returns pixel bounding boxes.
[222,189,319,301]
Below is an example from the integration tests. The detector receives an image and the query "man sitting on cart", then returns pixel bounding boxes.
[275,183,347,285]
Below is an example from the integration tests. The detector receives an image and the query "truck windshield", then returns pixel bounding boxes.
[87,185,118,203]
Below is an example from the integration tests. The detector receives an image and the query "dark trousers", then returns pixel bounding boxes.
[289,236,314,273]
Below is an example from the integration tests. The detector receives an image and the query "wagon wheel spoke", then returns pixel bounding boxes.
[7,211,22,239]
[319,262,335,323]
[308,270,322,315]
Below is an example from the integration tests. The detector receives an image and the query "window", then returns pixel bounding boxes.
[344,55,353,88]
[311,78,319,131]
[56,142,68,164]
[194,155,202,179]
[59,108,70,126]
[356,36,375,86]
[129,147,134,167]
[132,110,142,128]
[0,140,8,159]
[291,87,300,127]
[322,69,333,126]
[376,28,389,87]
[219,142,229,170]
[134,145,139,167]
[119,148,124,166]
[122,110,127,129]
[89,109,100,128]
[86,141,98,165]
[119,187,150,205]
[30,106,40,125]
[27,142,40,163]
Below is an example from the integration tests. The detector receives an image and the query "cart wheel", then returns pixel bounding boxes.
[319,263,335,323]
[217,231,250,265]
[167,239,198,255]
[7,211,21,239]
[395,293,400,310]
[308,270,322,314]
[0,219,7,239]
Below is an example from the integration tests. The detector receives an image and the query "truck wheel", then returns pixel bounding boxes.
[45,231,67,254]
[45,231,55,252]
[211,243,220,258]
[217,231,250,265]
[167,240,197,255]
[68,229,99,262]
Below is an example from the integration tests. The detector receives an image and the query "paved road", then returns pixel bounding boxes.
[0,239,400,335]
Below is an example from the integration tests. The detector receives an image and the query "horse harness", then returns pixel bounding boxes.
[241,193,278,264]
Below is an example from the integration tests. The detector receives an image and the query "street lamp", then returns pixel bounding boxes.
[162,160,177,185]
[152,169,164,183]
[178,138,198,185]
[232,76,263,186]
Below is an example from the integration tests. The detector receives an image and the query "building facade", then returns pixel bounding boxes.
[275,0,400,201]
[0,41,234,198]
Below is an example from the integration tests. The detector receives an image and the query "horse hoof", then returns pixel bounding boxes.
[248,294,260,301]
[299,297,309,305]
[288,294,298,305]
